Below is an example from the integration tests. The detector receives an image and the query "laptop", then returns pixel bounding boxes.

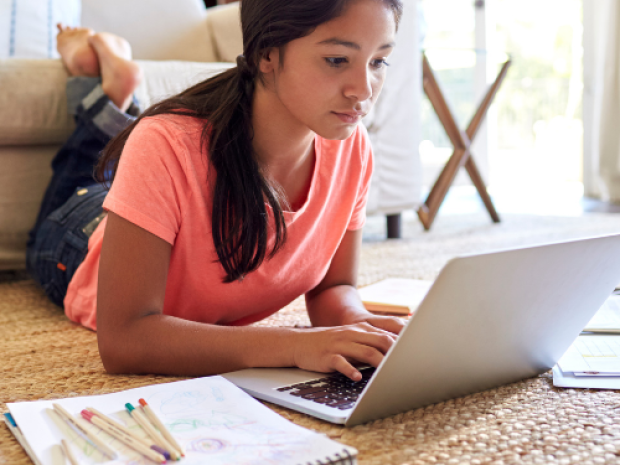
[223,234,620,426]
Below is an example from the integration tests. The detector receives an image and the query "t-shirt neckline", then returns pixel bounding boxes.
[265,136,321,223]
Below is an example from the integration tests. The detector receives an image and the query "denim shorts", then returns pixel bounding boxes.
[26,184,108,307]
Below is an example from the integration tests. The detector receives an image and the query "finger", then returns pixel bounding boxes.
[365,316,406,335]
[345,329,395,354]
[339,342,385,368]
[331,354,362,381]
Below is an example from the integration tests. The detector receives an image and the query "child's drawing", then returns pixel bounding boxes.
[12,376,352,465]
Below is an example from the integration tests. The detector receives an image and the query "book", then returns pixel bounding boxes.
[6,376,357,465]
[358,278,432,316]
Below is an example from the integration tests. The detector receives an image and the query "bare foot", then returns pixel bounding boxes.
[88,32,143,112]
[56,24,100,77]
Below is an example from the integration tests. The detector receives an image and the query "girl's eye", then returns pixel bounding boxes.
[325,57,348,67]
[371,59,390,69]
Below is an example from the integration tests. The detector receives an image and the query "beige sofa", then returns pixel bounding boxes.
[0,0,421,271]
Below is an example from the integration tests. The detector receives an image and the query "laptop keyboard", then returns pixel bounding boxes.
[276,368,376,410]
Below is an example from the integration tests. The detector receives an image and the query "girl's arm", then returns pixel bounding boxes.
[305,229,405,334]
[97,212,395,380]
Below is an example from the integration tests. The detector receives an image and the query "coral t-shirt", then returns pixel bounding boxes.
[64,114,373,331]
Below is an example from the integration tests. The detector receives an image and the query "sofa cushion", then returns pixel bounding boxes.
[0,0,80,59]
[0,59,233,146]
[206,3,243,63]
[81,0,217,63]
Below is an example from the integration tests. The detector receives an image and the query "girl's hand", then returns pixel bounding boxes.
[292,322,398,381]
[350,314,406,336]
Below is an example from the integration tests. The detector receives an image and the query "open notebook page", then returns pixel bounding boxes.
[8,376,356,465]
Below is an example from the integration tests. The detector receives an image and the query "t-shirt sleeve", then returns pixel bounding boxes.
[102,117,189,245]
[347,124,374,231]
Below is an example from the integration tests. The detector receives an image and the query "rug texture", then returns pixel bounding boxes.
[4,212,620,465]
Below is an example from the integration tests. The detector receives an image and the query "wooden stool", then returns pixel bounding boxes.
[418,52,511,230]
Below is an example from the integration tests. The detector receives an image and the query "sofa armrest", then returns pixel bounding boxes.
[206,2,243,63]
[0,59,233,146]
[0,59,74,146]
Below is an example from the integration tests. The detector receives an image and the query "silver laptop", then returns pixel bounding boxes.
[223,234,620,426]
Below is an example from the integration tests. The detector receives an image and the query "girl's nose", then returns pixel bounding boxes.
[344,66,373,102]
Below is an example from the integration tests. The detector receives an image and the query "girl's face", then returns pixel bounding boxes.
[260,0,397,141]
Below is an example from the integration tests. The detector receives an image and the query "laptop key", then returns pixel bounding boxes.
[276,367,376,410]
[290,387,328,396]
[313,398,339,405]
[302,392,330,400]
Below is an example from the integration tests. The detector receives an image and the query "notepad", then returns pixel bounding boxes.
[557,335,620,374]
[583,295,620,333]
[358,278,432,315]
[6,376,357,465]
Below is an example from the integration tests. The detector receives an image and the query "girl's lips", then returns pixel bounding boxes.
[333,112,363,124]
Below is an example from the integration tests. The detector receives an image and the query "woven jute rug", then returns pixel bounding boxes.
[4,212,620,465]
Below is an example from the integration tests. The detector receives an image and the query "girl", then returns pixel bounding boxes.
[28,0,405,382]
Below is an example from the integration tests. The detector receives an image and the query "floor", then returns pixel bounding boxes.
[364,182,620,241]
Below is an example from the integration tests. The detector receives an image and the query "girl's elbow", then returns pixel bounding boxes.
[97,332,138,374]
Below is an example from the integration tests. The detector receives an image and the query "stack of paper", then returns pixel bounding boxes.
[554,295,620,389]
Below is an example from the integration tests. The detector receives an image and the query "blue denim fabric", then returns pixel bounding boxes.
[27,77,139,307]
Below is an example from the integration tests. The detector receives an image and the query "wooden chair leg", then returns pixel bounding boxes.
[417,52,511,230]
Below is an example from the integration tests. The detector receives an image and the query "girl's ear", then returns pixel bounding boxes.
[258,48,280,75]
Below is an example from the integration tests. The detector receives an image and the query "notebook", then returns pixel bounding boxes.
[358,278,432,315]
[583,295,620,333]
[5,376,357,465]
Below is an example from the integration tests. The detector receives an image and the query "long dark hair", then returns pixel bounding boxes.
[97,0,403,283]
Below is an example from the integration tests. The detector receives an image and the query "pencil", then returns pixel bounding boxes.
[80,410,166,464]
[86,407,173,460]
[125,403,179,460]
[86,407,151,447]
[60,439,79,465]
[139,398,185,457]
[52,404,117,460]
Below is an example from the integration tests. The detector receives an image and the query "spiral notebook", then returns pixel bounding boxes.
[5,376,357,465]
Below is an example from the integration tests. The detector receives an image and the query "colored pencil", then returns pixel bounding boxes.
[52,404,117,460]
[86,407,172,460]
[139,398,185,457]
[80,410,166,464]
[126,403,179,460]
[86,407,151,447]
[60,439,79,465]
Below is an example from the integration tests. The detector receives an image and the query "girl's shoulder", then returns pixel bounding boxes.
[135,113,205,140]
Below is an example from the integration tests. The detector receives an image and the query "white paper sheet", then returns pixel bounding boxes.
[553,365,620,389]
[557,335,620,373]
[8,376,356,465]
[584,295,620,332]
